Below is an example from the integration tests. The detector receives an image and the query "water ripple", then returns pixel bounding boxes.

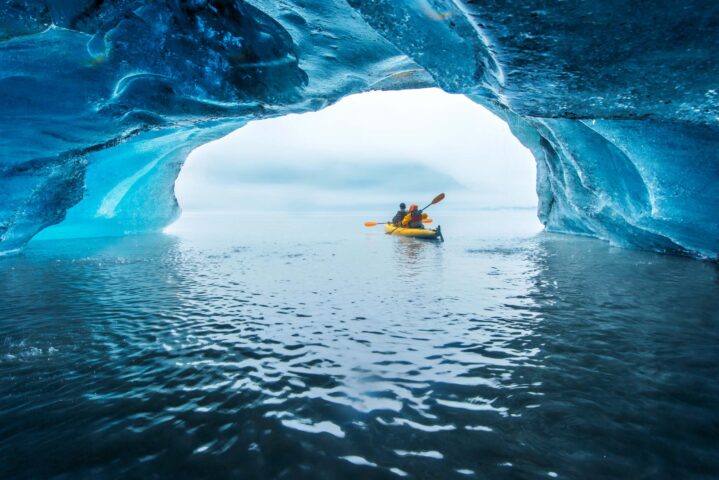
[1,214,718,478]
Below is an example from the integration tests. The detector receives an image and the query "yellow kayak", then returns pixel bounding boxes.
[384,223,444,241]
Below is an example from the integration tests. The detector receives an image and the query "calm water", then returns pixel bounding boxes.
[1,210,718,479]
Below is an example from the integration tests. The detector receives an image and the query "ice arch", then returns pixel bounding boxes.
[1,0,718,257]
[173,89,537,213]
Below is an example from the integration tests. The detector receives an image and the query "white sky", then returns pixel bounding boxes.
[176,88,536,213]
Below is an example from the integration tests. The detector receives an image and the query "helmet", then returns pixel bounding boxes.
[399,202,406,209]
[408,204,418,212]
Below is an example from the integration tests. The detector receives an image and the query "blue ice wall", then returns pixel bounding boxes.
[34,120,247,240]
[1,0,718,257]
[492,110,719,257]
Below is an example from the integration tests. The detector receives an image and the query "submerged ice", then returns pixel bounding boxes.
[1,0,717,257]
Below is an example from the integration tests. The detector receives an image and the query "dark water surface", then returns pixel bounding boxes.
[1,211,718,479]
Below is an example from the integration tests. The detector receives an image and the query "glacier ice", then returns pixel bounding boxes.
[1,0,718,257]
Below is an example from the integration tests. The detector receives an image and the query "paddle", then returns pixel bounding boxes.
[364,219,432,227]
[420,193,445,212]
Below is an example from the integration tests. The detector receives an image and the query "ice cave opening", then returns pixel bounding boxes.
[4,0,718,259]
[171,88,538,220]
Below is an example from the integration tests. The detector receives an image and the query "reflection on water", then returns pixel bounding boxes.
[392,237,444,280]
[1,211,718,479]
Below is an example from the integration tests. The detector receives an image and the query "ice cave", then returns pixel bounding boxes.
[1,0,718,258]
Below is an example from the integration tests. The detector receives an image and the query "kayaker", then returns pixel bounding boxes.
[392,203,407,226]
[402,204,424,229]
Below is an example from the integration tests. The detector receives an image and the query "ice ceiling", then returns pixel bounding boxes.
[1,0,718,257]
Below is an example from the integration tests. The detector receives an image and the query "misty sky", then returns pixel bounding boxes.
[176,88,536,213]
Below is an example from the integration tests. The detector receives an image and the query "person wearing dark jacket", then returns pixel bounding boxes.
[391,203,407,226]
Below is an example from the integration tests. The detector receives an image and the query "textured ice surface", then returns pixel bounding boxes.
[1,0,718,257]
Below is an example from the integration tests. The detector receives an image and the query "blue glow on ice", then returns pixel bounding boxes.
[1,0,718,257]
